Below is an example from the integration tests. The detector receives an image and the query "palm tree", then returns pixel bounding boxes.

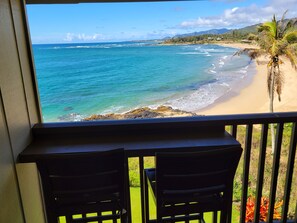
[238,12,297,153]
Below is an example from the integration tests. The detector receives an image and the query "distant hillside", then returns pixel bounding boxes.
[174,28,231,38]
[230,18,297,35]
[231,24,259,34]
[169,17,297,40]
[163,18,297,44]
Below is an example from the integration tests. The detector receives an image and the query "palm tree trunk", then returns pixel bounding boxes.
[270,64,276,154]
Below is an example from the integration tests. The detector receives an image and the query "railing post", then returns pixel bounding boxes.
[254,123,268,223]
[268,123,284,223]
[281,123,297,222]
[139,156,146,223]
[240,124,253,223]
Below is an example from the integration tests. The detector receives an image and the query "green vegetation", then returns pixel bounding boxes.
[226,124,297,220]
[162,24,259,45]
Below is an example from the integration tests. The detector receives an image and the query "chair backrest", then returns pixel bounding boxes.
[36,149,126,223]
[155,146,242,222]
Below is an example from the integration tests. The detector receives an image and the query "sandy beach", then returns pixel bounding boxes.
[196,42,297,115]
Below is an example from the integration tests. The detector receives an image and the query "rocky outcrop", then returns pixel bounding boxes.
[83,106,196,121]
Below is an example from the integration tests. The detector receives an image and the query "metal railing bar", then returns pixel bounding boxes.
[268,123,284,223]
[139,156,145,223]
[254,123,268,223]
[144,168,150,223]
[240,124,253,223]
[282,122,297,222]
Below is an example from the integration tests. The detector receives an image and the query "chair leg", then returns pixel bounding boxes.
[200,212,205,223]
[121,211,128,223]
[220,210,228,223]
[212,211,218,223]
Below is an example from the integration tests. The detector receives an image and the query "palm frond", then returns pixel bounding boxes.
[283,30,297,43]
[278,11,288,37]
[284,18,297,31]
[285,46,297,70]
[280,10,288,23]
[259,21,277,39]
[234,48,265,60]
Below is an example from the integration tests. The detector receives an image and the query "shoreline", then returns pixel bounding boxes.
[49,41,297,122]
[196,42,297,115]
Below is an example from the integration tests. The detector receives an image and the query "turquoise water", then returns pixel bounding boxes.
[33,41,253,122]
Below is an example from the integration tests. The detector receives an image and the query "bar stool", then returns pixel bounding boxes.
[144,146,242,223]
[36,149,127,223]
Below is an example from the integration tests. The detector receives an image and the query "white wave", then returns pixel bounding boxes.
[177,52,206,55]
[163,81,232,112]
[220,82,230,87]
[65,45,97,49]
[237,69,248,74]
[100,105,126,114]
[204,48,225,53]
[208,69,217,74]
[57,113,85,122]
[219,60,225,67]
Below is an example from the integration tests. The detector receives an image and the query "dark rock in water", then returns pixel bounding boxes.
[84,106,196,121]
[63,106,74,111]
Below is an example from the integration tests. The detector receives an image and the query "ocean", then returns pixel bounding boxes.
[32,41,255,122]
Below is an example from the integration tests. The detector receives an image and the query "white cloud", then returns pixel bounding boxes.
[179,0,297,29]
[64,33,105,42]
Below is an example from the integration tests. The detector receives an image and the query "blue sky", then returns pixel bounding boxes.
[27,0,297,44]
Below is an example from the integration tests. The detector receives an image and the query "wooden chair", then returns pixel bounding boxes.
[36,149,127,223]
[144,146,242,223]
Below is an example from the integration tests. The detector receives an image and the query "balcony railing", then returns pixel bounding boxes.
[19,112,297,223]
[126,112,297,223]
